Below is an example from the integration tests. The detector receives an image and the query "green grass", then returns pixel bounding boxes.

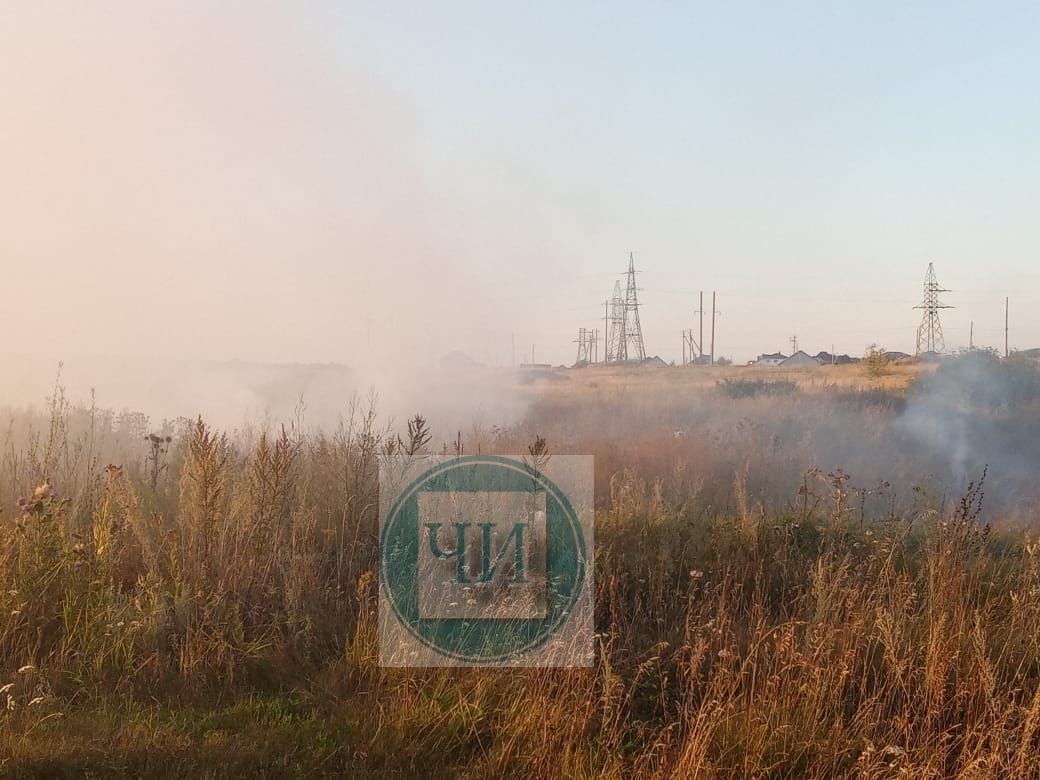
[1,695,375,778]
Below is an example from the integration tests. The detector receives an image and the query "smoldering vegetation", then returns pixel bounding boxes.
[2,354,1040,774]
[510,351,1040,521]
[0,354,532,438]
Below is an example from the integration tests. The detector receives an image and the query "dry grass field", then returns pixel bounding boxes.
[529,360,929,398]
[1,352,1039,777]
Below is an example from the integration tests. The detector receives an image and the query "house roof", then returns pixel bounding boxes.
[815,351,858,364]
[781,350,822,364]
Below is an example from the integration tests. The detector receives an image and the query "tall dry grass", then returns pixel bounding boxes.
[0,373,1039,776]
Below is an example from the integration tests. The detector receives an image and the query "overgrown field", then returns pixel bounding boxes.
[2,353,1040,777]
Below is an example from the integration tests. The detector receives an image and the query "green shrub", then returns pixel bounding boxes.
[716,378,798,398]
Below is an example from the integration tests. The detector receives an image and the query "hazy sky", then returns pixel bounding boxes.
[2,1,1038,370]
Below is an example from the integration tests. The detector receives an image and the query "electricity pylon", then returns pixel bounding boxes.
[604,281,625,362]
[621,253,645,362]
[574,327,597,364]
[914,262,952,355]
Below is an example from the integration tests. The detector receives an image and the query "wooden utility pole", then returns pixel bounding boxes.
[969,321,974,350]
[699,290,704,360]
[1005,297,1010,358]
[710,291,717,366]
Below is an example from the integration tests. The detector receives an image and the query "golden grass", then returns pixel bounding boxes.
[0,367,1038,777]
[521,361,929,404]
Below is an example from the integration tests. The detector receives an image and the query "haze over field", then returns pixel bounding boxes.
[2,1,1039,406]
[8,5,1040,775]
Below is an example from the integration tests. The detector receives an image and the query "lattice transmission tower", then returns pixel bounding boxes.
[604,281,625,362]
[681,329,700,365]
[914,262,953,355]
[621,253,646,362]
[574,327,598,364]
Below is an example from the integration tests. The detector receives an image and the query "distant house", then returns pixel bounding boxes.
[815,351,858,365]
[780,350,823,367]
[755,352,787,366]
[883,351,912,362]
